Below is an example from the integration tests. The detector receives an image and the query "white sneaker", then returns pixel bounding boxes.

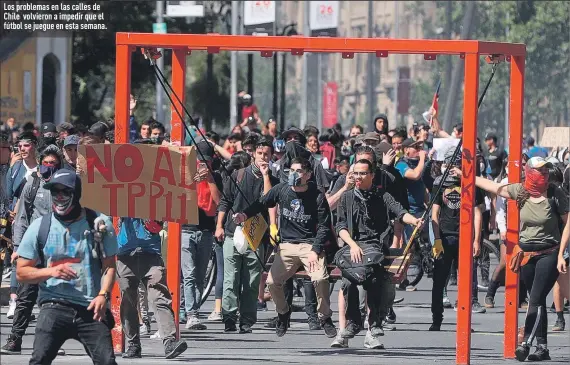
[330,334,349,348]
[7,299,16,319]
[150,330,161,340]
[57,348,66,356]
[363,330,385,349]
[207,311,222,321]
[186,315,207,330]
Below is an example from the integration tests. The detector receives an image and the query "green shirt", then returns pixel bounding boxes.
[507,183,561,252]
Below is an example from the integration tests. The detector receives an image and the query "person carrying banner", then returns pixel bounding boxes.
[216,137,279,333]
[233,156,337,339]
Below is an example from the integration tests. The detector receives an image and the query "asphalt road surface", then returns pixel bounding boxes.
[1,274,569,365]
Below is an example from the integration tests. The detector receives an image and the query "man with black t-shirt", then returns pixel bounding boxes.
[429,149,486,331]
[484,133,508,180]
[233,157,337,339]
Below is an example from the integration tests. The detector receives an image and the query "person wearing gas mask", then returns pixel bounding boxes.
[233,157,337,339]
[1,145,67,356]
[14,170,119,364]
[271,127,330,191]
[473,156,569,361]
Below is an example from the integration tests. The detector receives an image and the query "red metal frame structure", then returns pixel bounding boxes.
[113,33,525,364]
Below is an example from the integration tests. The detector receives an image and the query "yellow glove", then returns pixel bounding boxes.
[270,224,280,246]
[432,239,444,259]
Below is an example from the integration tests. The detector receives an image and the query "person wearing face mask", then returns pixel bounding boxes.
[272,127,331,191]
[14,170,119,364]
[233,157,337,339]
[1,145,66,356]
[474,156,569,362]
[39,123,58,150]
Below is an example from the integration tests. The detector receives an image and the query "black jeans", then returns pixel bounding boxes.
[11,282,38,338]
[30,302,116,365]
[520,250,559,345]
[343,269,395,329]
[431,235,478,323]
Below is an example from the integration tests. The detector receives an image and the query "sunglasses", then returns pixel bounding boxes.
[353,171,371,177]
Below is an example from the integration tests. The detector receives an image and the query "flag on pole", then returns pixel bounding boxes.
[429,80,441,127]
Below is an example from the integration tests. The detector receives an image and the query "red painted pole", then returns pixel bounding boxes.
[504,54,525,358]
[111,43,132,353]
[456,52,479,365]
[166,49,187,337]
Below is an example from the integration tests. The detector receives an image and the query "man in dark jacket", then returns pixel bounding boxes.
[336,159,421,349]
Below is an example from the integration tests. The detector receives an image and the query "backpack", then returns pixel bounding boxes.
[333,191,387,285]
[196,162,218,217]
[36,208,101,268]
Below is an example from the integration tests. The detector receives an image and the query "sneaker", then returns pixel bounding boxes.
[308,318,321,331]
[122,344,142,358]
[527,345,550,361]
[385,307,396,324]
[207,311,222,321]
[363,330,385,349]
[0,335,21,354]
[256,300,267,311]
[321,317,337,338]
[265,316,286,329]
[515,343,530,362]
[330,334,349,348]
[6,299,16,319]
[150,330,161,340]
[224,320,237,332]
[239,324,253,334]
[140,321,151,335]
[429,322,441,331]
[443,296,452,309]
[186,315,207,330]
[552,318,565,331]
[57,348,66,356]
[275,312,290,337]
[164,339,187,359]
[484,296,495,308]
[340,321,360,339]
[472,301,487,314]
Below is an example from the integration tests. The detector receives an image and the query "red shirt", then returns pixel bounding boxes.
[242,104,258,119]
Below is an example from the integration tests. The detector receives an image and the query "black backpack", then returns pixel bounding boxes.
[333,191,387,285]
[36,209,102,268]
[24,173,42,222]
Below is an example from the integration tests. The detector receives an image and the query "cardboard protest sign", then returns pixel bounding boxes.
[540,127,569,148]
[432,138,460,161]
[77,144,198,224]
[242,214,268,251]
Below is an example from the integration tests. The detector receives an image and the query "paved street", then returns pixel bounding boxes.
[1,275,569,365]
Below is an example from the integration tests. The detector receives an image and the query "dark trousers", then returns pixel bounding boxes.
[284,277,319,321]
[11,282,38,338]
[343,270,395,329]
[30,302,116,365]
[520,250,559,345]
[431,236,478,323]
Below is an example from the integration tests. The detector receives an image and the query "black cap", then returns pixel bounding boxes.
[281,127,307,145]
[41,123,57,134]
[413,121,430,131]
[58,122,76,133]
[402,138,423,148]
[44,169,79,190]
[195,138,215,161]
[485,133,497,141]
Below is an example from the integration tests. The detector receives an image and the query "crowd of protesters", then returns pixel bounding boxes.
[1,92,569,363]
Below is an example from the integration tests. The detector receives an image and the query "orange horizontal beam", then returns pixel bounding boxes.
[479,41,526,57]
[116,33,524,56]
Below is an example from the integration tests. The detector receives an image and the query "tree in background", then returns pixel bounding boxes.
[409,1,569,142]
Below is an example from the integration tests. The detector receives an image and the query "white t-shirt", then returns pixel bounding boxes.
[22,160,36,179]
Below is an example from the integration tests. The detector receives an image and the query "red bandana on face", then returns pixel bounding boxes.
[524,165,549,197]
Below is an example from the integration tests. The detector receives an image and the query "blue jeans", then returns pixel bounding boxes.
[31,302,116,365]
[180,229,214,316]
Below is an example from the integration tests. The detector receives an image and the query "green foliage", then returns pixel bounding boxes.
[409,1,569,140]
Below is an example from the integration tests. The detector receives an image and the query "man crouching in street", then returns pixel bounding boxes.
[336,159,422,349]
[233,157,337,338]
[15,169,118,365]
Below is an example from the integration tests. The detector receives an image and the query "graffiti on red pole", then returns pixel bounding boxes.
[322,81,338,128]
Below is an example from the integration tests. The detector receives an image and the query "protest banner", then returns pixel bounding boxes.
[540,127,570,149]
[77,144,198,224]
[432,137,460,161]
[242,214,269,251]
